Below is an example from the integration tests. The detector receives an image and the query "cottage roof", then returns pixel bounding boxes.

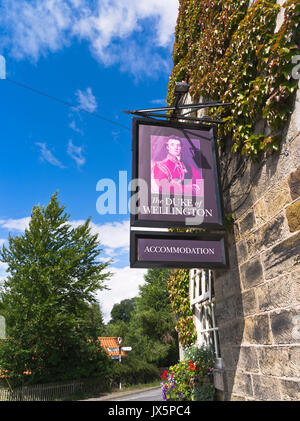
[97,337,127,357]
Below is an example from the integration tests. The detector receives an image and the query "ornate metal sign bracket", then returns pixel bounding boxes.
[123,82,232,125]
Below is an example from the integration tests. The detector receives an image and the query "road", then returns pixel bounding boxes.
[112,387,162,401]
[83,386,163,401]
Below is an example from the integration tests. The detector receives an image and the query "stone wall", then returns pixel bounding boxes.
[176,0,300,401]
[212,84,300,401]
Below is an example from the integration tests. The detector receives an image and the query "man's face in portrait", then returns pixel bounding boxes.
[166,138,181,158]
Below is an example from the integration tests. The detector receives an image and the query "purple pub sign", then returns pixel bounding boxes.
[130,118,227,269]
[130,118,225,229]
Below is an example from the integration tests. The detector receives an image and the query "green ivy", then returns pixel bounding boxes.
[167,269,197,347]
[167,0,300,159]
[166,0,299,344]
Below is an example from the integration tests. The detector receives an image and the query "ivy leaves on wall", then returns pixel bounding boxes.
[166,0,299,345]
[167,269,197,347]
[167,0,300,159]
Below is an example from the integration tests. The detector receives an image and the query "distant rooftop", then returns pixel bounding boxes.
[98,337,127,358]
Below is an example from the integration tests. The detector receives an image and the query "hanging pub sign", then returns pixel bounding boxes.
[130,231,228,269]
[130,118,225,229]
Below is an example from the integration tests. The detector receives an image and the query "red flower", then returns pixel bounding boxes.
[188,361,196,371]
[162,370,168,380]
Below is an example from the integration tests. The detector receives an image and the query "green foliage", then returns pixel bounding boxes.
[110,355,160,389]
[109,298,136,324]
[107,269,179,370]
[161,361,195,401]
[161,344,215,401]
[104,319,130,339]
[193,382,215,401]
[167,0,300,158]
[225,213,234,231]
[161,355,214,401]
[85,302,106,338]
[167,269,197,347]
[127,269,179,367]
[0,193,112,385]
[183,344,214,364]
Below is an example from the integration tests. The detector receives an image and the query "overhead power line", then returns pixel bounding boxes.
[5,78,130,132]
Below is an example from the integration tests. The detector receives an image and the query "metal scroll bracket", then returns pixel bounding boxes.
[122,82,232,125]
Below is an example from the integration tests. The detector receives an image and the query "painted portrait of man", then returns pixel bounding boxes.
[151,135,203,196]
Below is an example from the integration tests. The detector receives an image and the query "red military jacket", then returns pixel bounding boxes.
[153,154,203,196]
[153,156,186,183]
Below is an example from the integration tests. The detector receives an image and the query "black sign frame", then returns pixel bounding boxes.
[130,230,228,269]
[130,117,225,230]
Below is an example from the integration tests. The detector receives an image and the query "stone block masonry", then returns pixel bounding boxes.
[213,85,300,401]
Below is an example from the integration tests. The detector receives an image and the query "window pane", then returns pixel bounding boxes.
[211,271,215,298]
[206,304,213,329]
[215,329,221,359]
[207,331,214,350]
[199,272,203,297]
[205,270,210,293]
[191,269,222,360]
[200,306,205,328]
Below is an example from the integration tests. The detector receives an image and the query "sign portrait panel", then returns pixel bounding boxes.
[131,118,224,229]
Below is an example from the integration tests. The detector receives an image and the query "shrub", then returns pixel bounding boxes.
[183,344,214,365]
[161,344,215,401]
[193,382,215,401]
[110,357,160,389]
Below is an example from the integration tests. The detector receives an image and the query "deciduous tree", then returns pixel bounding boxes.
[126,269,179,367]
[0,193,111,384]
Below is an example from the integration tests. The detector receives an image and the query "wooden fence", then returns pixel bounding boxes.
[0,377,108,401]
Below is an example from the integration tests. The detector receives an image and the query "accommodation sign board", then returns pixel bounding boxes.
[130,231,228,269]
[131,118,225,229]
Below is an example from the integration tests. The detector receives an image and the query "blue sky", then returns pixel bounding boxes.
[0,0,179,322]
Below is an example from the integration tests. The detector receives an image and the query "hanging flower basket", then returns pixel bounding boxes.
[160,358,215,401]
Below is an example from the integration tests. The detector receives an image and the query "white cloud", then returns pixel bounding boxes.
[0,262,8,279]
[74,0,178,54]
[0,239,6,246]
[133,0,179,47]
[36,142,65,168]
[69,120,84,135]
[97,256,115,264]
[104,247,129,258]
[0,217,30,232]
[0,0,179,76]
[112,41,170,80]
[71,219,130,252]
[0,217,166,257]
[0,262,8,270]
[73,1,178,77]
[67,139,86,167]
[0,217,130,253]
[97,265,147,323]
[75,87,98,113]
[0,0,74,61]
[151,98,167,105]
[91,220,130,251]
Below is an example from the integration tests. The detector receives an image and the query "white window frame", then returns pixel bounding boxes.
[189,269,211,306]
[189,269,222,368]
